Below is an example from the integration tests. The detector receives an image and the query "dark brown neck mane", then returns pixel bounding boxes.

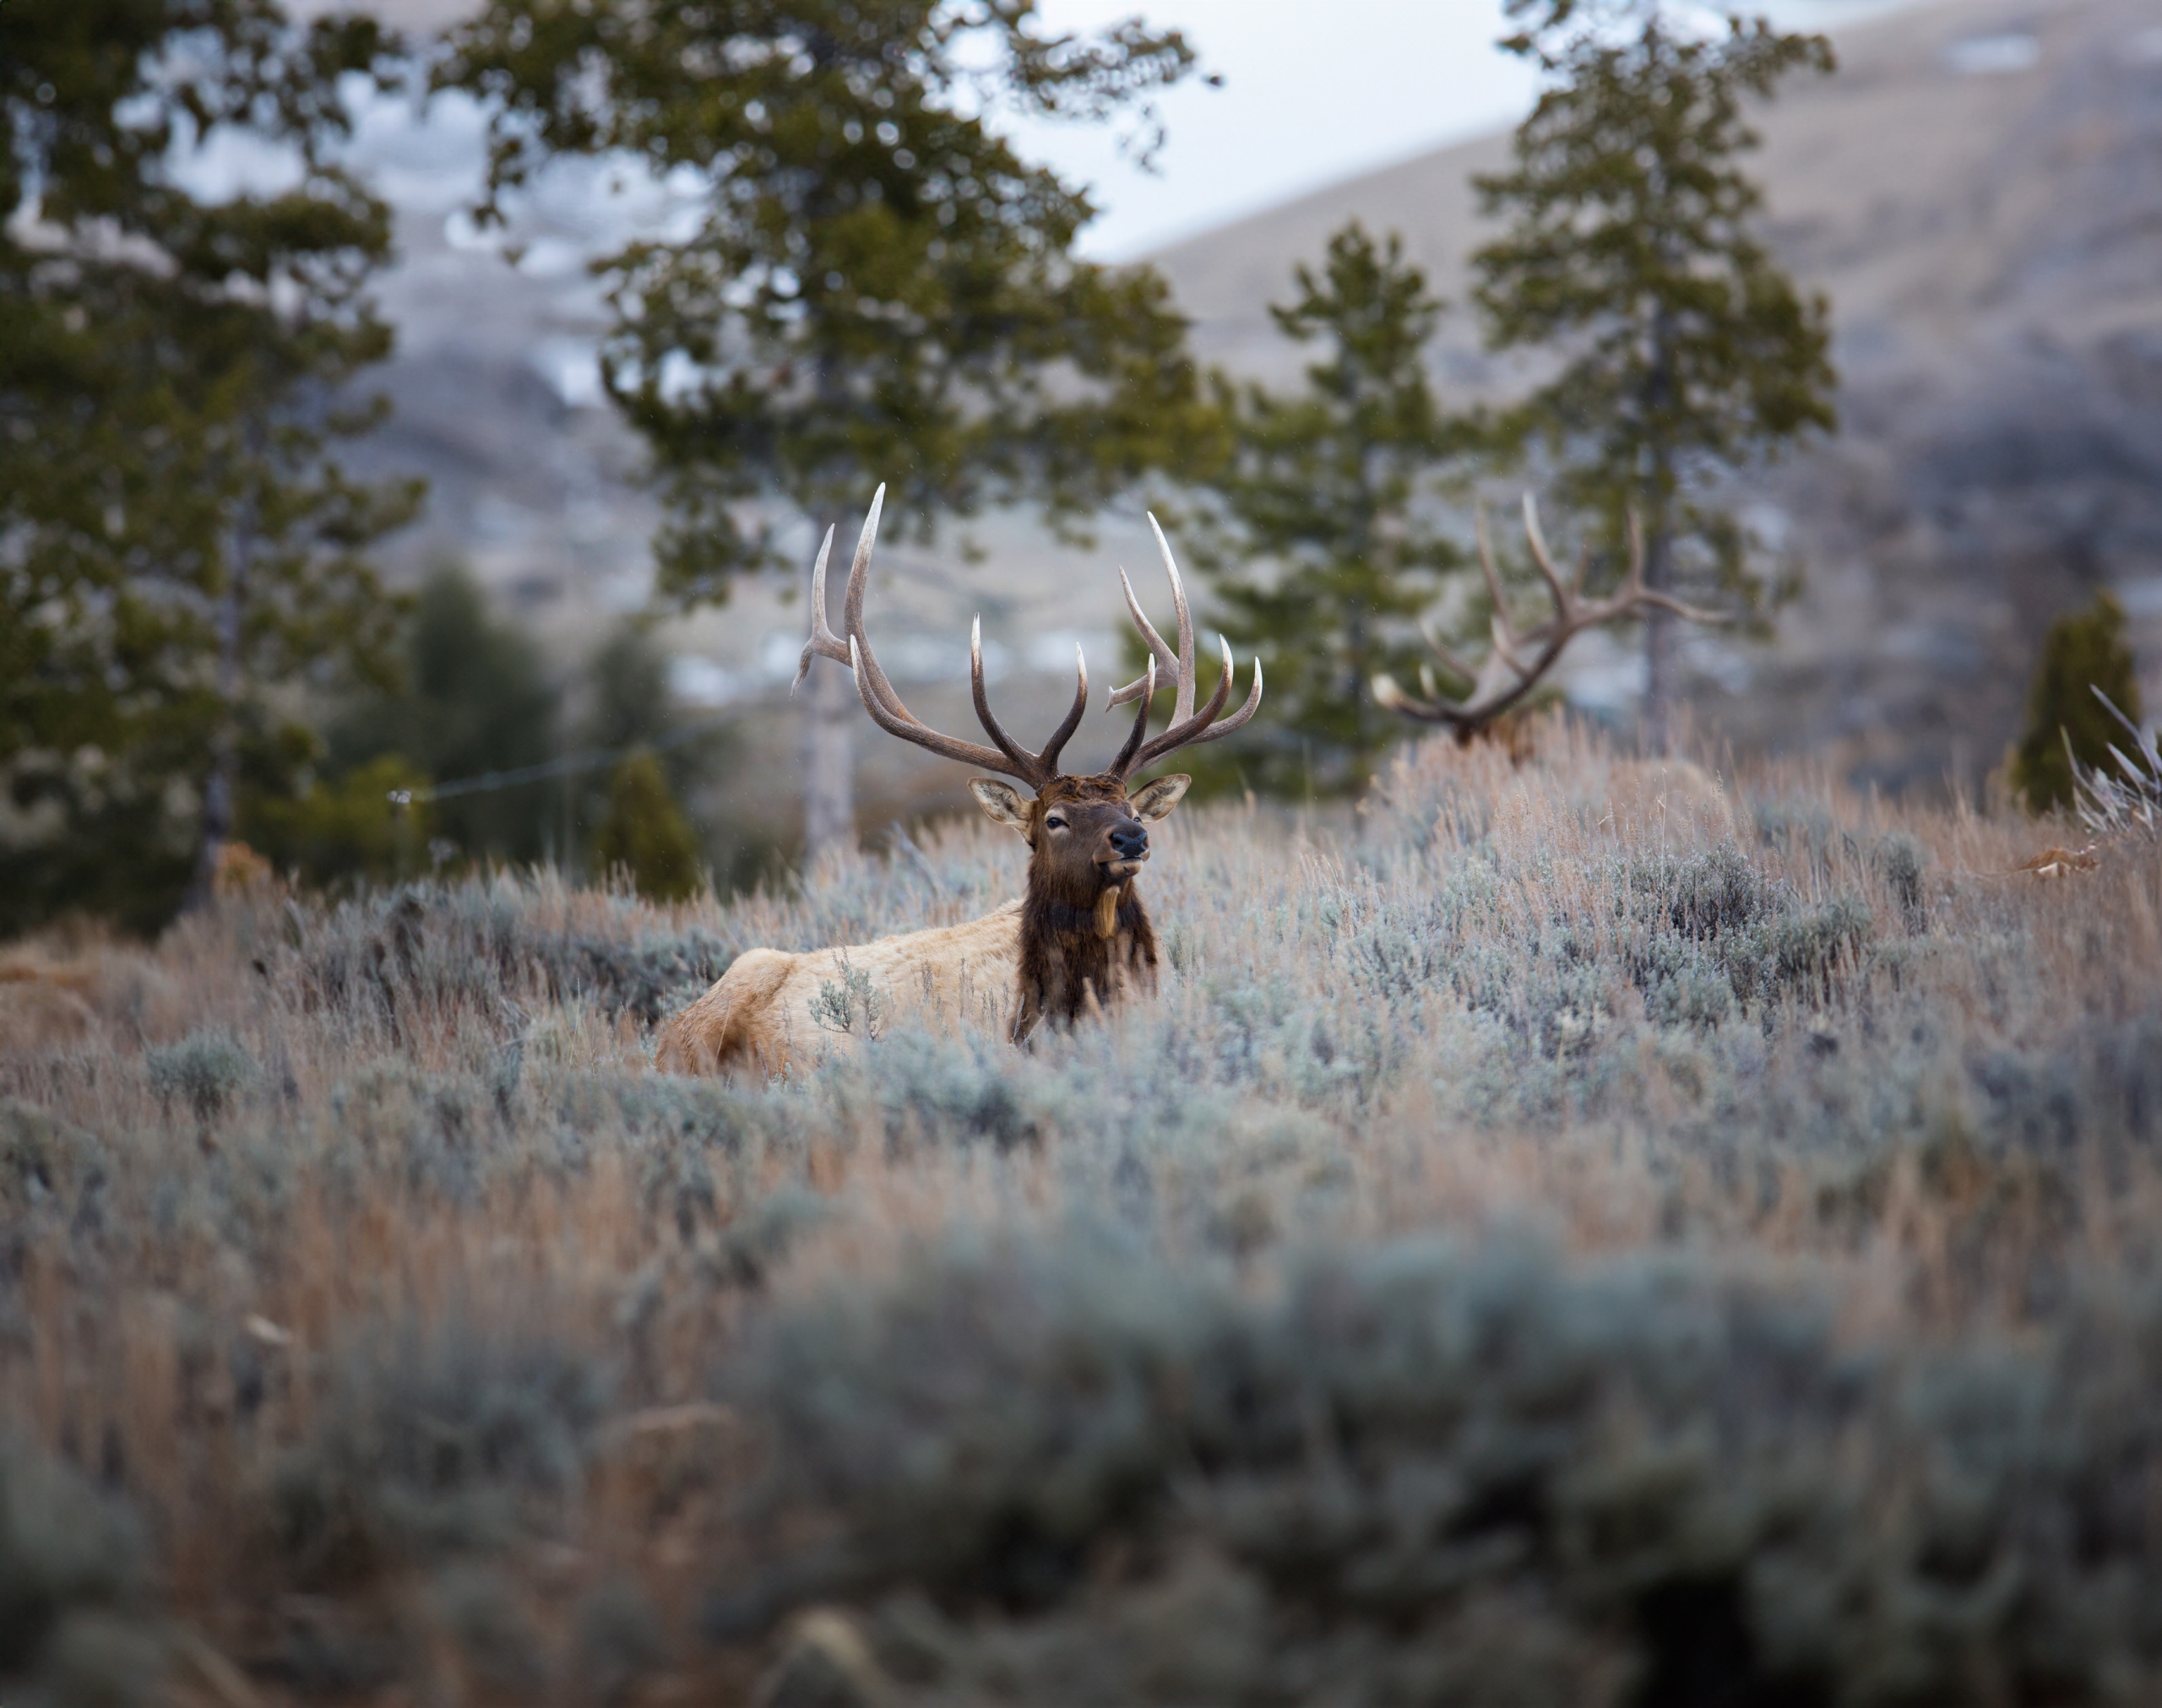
[1008,773,1159,1044]
[1013,884,1158,1042]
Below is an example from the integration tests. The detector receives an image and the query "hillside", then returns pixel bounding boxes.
[1150,0,2162,789]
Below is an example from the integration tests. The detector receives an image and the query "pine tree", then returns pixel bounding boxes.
[328,567,560,866]
[242,753,434,891]
[436,1,1217,859]
[594,751,703,902]
[1186,224,1466,795]
[2009,594,2143,817]
[1472,0,1836,753]
[576,620,734,863]
[1,1,421,932]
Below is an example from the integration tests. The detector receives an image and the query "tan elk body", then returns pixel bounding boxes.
[655,491,1260,1078]
[653,902,1023,1076]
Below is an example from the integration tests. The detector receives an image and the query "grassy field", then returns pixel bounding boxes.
[3,720,2161,1706]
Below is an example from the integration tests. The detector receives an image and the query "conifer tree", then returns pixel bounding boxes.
[327,567,559,865]
[1472,0,1836,752]
[580,622,731,811]
[2009,593,2143,816]
[1,1,421,931]
[594,751,703,902]
[436,1,1217,859]
[1186,224,1465,794]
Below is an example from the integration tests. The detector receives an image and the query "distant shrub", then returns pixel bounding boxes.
[296,882,734,1026]
[432,1562,547,1697]
[144,1032,256,1123]
[1337,843,1874,1071]
[1875,831,1930,928]
[0,1098,108,1222]
[712,1185,833,1288]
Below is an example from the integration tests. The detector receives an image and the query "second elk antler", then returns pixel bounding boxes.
[1372,493,1724,739]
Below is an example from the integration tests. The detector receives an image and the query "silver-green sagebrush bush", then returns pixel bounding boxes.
[1,729,2159,1701]
[721,1230,2162,1705]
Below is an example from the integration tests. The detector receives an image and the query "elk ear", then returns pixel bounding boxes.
[968,778,1035,837]
[1127,774,1192,822]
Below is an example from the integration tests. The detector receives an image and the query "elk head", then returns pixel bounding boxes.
[795,488,1263,1038]
[1372,495,1725,743]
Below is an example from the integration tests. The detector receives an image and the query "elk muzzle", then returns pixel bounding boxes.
[1100,821,1149,883]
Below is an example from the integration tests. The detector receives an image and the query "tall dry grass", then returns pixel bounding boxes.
[3,718,2159,1705]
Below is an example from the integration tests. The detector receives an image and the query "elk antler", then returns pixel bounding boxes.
[792,486,1088,789]
[1372,494,1724,736]
[792,491,1263,785]
[1104,513,1264,778]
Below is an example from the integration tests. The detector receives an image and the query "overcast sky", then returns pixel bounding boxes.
[1015,0,1926,258]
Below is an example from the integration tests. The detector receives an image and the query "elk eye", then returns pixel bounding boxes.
[1045,815,1067,830]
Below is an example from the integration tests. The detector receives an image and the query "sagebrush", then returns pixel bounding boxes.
[3,724,2159,1705]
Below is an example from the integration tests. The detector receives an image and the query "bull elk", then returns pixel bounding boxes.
[656,490,1262,1076]
[1372,495,1722,739]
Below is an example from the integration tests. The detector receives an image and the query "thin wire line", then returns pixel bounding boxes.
[390,702,750,804]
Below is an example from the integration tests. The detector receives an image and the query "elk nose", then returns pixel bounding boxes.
[1110,824,1149,859]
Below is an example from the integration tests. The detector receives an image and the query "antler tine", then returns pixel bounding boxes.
[1036,643,1089,776]
[1575,509,1725,629]
[1107,514,1198,714]
[837,486,917,727]
[790,524,848,694]
[832,487,1040,784]
[1107,659,1156,777]
[1106,566,1181,708]
[1188,640,1263,746]
[1475,503,1535,675]
[1519,492,1573,614]
[1372,674,1417,715]
[847,637,1020,777]
[1118,635,1232,778]
[970,615,1040,775]
[1150,512,1197,723]
[1419,616,1480,686]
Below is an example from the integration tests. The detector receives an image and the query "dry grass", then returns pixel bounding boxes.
[3,718,2160,1705]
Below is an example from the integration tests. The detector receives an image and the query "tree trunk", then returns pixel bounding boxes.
[800,503,856,863]
[801,651,856,864]
[184,428,259,911]
[1641,518,1677,756]
[1640,314,1678,757]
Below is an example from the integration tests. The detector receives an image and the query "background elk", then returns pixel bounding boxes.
[656,491,1262,1076]
[1373,494,1735,830]
[1372,495,1722,742]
